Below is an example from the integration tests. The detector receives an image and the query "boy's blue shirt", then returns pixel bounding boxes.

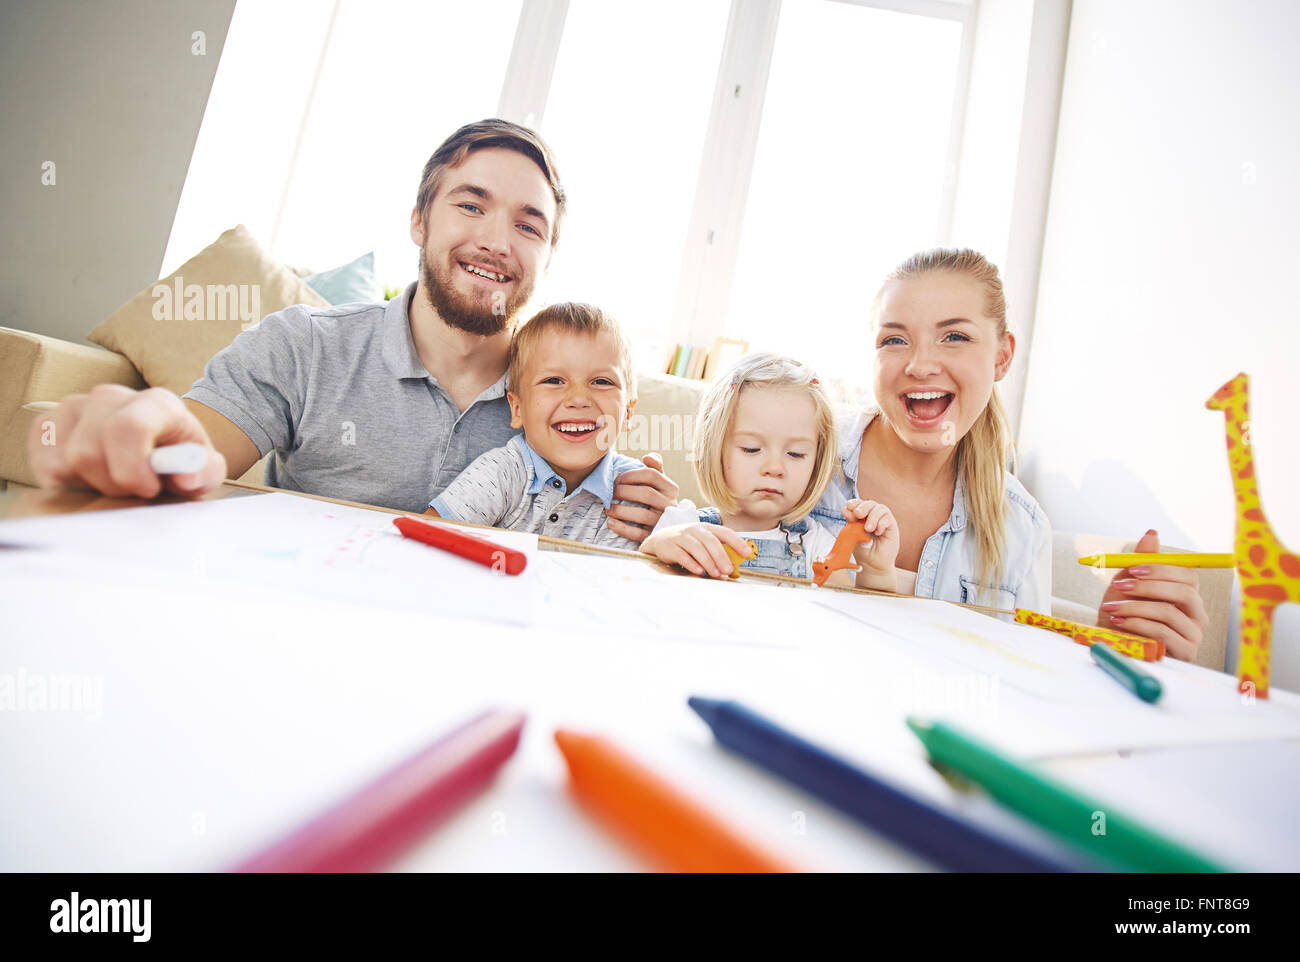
[429,433,644,551]
[518,435,635,508]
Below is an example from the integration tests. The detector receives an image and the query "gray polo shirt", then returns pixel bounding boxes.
[185,284,519,512]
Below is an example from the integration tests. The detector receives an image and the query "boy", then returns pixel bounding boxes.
[426,302,644,550]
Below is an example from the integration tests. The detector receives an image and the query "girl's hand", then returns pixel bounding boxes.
[843,498,900,589]
[1097,529,1208,662]
[642,523,754,579]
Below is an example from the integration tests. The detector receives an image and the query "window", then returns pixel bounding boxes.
[724,1,964,388]
[166,0,521,283]
[273,0,523,283]
[171,0,972,398]
[538,0,731,372]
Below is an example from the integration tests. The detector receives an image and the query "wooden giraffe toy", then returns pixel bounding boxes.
[1206,373,1300,698]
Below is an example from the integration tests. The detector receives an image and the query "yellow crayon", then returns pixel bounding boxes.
[1015,608,1165,661]
[1077,553,1234,569]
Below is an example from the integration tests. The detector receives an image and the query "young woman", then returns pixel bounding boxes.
[813,248,1207,661]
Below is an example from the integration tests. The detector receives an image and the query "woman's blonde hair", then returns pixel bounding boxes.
[693,353,837,525]
[873,247,1013,598]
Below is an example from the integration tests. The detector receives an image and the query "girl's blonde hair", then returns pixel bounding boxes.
[693,353,838,525]
[873,247,1013,597]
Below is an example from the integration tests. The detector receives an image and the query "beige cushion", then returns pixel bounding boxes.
[87,225,328,397]
[618,372,709,505]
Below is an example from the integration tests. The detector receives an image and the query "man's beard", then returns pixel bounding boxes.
[420,249,531,337]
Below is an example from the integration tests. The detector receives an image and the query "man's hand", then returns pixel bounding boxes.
[1097,529,1208,662]
[607,452,679,544]
[26,385,228,498]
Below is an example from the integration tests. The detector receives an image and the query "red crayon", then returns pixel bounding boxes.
[393,515,528,575]
[233,710,525,873]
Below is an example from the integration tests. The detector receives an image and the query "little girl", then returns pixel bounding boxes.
[643,353,899,590]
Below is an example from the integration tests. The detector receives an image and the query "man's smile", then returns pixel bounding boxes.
[459,261,512,284]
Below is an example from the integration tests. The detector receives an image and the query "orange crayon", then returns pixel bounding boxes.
[553,729,796,873]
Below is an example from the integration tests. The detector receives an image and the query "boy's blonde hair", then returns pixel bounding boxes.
[507,302,637,399]
[693,353,837,525]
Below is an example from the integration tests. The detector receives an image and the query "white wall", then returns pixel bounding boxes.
[1018,0,1300,683]
[0,0,235,344]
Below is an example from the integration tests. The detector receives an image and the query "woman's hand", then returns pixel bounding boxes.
[642,523,754,579]
[844,498,900,590]
[1098,529,1208,662]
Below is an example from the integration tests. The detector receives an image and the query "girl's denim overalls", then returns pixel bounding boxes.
[697,507,813,579]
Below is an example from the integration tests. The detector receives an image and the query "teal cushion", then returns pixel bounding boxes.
[304,251,378,305]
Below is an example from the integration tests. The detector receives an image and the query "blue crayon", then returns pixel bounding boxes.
[688,696,1087,873]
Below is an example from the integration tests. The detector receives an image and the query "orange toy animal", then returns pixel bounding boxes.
[812,520,868,587]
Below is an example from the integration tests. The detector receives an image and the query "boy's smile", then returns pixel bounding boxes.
[508,330,635,491]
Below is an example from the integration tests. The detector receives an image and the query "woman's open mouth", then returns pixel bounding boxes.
[903,390,954,425]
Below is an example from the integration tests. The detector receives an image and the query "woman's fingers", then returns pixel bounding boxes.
[1105,599,1199,646]
[1107,560,1206,662]
[1112,572,1208,623]
[1107,613,1200,662]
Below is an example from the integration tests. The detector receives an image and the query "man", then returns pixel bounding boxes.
[26,119,677,539]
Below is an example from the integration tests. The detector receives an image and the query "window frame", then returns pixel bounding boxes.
[494,0,977,352]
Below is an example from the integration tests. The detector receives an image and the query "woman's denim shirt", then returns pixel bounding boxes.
[812,409,1053,613]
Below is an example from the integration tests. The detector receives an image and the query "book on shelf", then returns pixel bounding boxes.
[673,345,691,377]
[663,337,751,381]
[687,344,709,380]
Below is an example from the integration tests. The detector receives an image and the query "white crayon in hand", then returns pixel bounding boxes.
[148,442,207,474]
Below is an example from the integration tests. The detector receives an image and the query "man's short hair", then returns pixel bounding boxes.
[507,302,637,399]
[415,118,566,247]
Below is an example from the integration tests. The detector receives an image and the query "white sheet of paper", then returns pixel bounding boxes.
[0,492,540,626]
[813,590,1300,758]
[0,554,917,871]
[3,493,1299,871]
[531,549,806,649]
